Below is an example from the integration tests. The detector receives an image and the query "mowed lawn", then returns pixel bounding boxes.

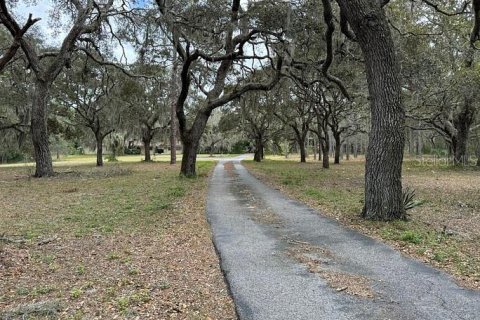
[0,161,235,319]
[244,157,480,290]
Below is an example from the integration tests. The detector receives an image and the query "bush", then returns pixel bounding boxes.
[231,140,250,154]
[0,150,24,163]
[403,187,424,212]
[124,147,141,155]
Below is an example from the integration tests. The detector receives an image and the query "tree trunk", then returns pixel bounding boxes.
[254,137,264,162]
[453,135,467,165]
[416,127,423,156]
[31,79,54,177]
[293,128,308,163]
[321,140,329,169]
[318,140,322,161]
[313,137,317,160]
[144,137,152,162]
[181,138,200,176]
[408,128,413,156]
[452,101,475,165]
[170,50,179,165]
[179,112,209,176]
[334,133,341,164]
[96,136,104,167]
[476,141,480,166]
[338,0,406,220]
[299,139,306,163]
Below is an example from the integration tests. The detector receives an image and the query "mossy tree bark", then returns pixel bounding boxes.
[337,0,406,220]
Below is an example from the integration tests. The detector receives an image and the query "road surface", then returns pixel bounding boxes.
[206,156,480,320]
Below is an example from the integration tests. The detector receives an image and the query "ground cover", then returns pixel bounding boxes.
[0,161,235,319]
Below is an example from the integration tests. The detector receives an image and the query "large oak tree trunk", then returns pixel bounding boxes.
[254,137,264,162]
[142,126,154,162]
[453,137,467,166]
[345,141,350,160]
[476,141,480,166]
[334,133,341,164]
[96,136,104,167]
[453,101,475,165]
[321,140,329,169]
[294,130,307,163]
[180,112,209,176]
[31,80,54,177]
[338,0,406,220]
[144,137,152,162]
[181,138,199,176]
[299,140,306,163]
[170,56,179,165]
[320,125,330,169]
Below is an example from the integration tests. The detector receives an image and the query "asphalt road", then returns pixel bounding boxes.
[206,157,480,320]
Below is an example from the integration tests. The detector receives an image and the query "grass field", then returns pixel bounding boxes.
[0,161,235,319]
[0,153,240,169]
[244,157,480,290]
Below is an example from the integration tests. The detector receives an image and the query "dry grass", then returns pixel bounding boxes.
[244,157,480,290]
[0,162,235,319]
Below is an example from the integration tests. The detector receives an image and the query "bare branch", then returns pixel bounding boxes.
[321,0,350,99]
[471,0,480,44]
[418,0,470,16]
[0,2,41,71]
[339,7,356,41]
[205,57,284,111]
[76,47,154,79]
[378,0,391,7]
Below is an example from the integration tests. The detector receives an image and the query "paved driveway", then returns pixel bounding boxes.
[207,158,480,320]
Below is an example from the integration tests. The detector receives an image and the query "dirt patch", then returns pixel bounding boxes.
[232,183,282,226]
[250,207,282,226]
[224,161,238,178]
[286,239,374,298]
[319,271,374,298]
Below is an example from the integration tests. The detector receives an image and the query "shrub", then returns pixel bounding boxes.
[403,187,424,212]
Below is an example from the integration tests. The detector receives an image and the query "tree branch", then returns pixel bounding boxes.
[321,0,351,99]
[205,57,284,111]
[0,2,41,71]
[77,47,154,78]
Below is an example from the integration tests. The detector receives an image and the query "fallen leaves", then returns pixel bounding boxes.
[0,162,236,319]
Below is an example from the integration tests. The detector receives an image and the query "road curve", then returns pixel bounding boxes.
[206,157,480,320]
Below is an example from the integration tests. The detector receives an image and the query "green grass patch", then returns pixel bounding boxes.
[0,161,215,238]
[400,230,423,244]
